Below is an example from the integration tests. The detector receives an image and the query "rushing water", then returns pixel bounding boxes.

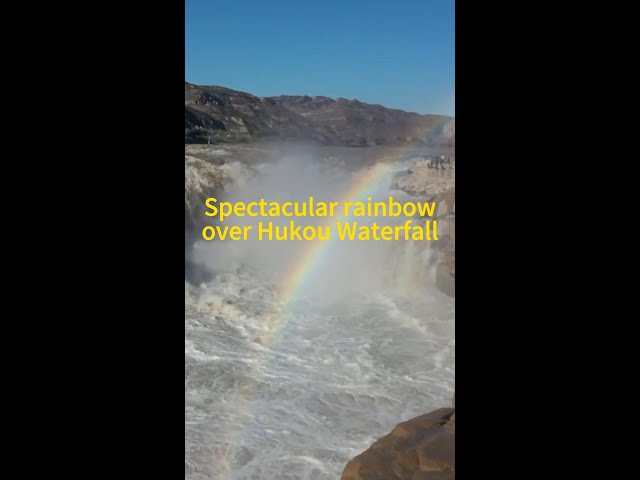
[185,146,455,480]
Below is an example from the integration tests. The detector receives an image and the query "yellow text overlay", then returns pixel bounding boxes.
[201,196,441,242]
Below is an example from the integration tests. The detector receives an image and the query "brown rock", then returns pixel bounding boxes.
[443,252,455,273]
[185,82,452,146]
[341,408,455,480]
[410,472,454,480]
[444,413,455,433]
[435,263,455,298]
[417,430,454,471]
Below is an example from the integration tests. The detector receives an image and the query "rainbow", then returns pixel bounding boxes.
[259,160,396,344]
[260,117,451,339]
[213,121,452,473]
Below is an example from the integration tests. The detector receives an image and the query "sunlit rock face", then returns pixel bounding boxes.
[341,407,455,480]
[185,82,452,146]
[394,159,455,197]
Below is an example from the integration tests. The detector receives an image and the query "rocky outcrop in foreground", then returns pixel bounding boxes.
[342,406,455,480]
[185,82,453,146]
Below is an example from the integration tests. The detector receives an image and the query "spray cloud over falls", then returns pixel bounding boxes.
[190,148,437,301]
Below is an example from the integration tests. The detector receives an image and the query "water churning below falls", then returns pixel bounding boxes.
[185,271,454,480]
[185,151,454,479]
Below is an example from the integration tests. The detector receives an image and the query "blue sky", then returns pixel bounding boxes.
[186,0,455,116]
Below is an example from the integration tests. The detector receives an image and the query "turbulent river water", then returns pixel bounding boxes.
[185,145,455,480]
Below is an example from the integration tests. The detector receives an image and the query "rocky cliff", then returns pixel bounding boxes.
[393,158,455,298]
[342,403,455,480]
[185,82,453,146]
[184,144,260,283]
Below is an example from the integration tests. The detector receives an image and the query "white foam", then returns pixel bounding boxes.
[185,151,454,480]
